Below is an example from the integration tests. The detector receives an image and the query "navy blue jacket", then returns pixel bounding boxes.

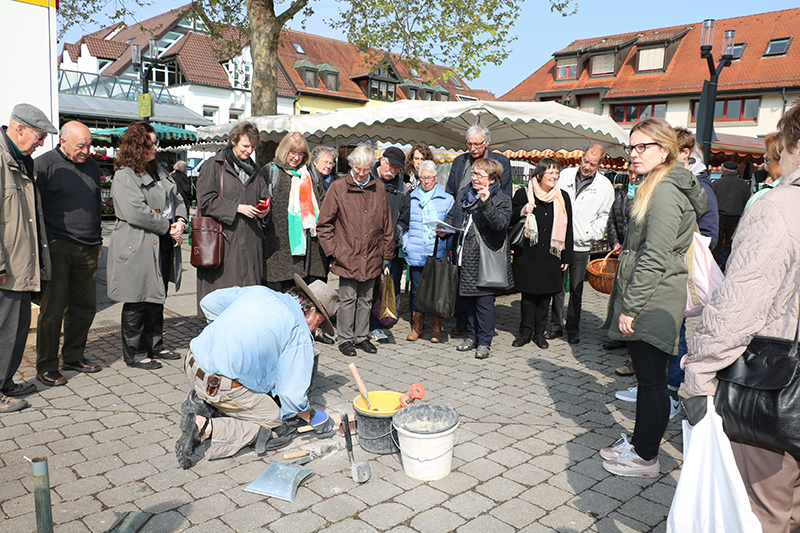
[445,151,512,199]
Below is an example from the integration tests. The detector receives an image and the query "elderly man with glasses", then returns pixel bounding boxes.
[0,104,57,412]
[548,143,614,345]
[317,145,394,357]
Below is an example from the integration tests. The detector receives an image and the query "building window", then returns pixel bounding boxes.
[291,42,306,54]
[612,102,666,123]
[323,72,338,91]
[369,79,395,101]
[729,43,746,59]
[408,88,417,100]
[764,38,791,57]
[692,97,759,122]
[97,59,112,72]
[452,77,463,88]
[203,106,219,123]
[303,69,318,88]
[591,53,615,76]
[439,93,449,102]
[456,94,478,102]
[556,58,577,80]
[637,47,665,72]
[229,108,243,122]
[177,15,208,32]
[152,61,184,86]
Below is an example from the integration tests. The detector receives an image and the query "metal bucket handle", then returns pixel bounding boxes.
[390,424,460,462]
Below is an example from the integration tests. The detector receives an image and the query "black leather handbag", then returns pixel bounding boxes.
[714,315,800,456]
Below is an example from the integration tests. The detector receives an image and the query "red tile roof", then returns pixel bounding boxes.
[83,37,129,60]
[471,89,497,101]
[501,8,800,102]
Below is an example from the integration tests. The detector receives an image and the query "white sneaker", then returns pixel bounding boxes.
[599,433,633,460]
[369,328,388,342]
[615,386,638,402]
[602,449,660,478]
[669,397,681,420]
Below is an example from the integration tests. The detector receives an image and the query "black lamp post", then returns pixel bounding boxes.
[131,39,159,122]
[697,20,735,167]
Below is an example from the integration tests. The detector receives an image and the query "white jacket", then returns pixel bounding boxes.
[557,167,614,252]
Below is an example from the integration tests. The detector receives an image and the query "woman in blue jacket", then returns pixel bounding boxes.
[402,161,454,342]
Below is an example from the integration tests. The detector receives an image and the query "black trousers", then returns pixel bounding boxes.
[0,289,31,390]
[550,250,589,333]
[121,302,164,365]
[628,340,671,461]
[712,216,740,270]
[520,292,555,338]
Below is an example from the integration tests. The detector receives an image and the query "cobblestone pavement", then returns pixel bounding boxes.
[1,237,691,532]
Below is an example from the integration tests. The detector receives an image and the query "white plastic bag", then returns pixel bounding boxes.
[666,396,762,533]
[685,232,725,317]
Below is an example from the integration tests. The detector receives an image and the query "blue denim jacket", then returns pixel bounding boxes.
[190,286,314,419]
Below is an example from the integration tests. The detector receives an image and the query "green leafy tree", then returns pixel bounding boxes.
[60,0,576,118]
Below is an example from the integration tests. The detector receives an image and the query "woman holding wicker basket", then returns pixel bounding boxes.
[510,158,573,349]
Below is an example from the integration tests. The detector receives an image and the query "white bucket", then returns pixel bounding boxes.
[392,403,459,481]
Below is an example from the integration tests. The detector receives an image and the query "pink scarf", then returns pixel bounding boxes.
[525,178,568,258]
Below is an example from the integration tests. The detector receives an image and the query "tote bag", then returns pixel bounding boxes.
[685,231,724,317]
[416,237,459,318]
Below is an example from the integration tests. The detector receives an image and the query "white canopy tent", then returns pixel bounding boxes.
[198,100,628,159]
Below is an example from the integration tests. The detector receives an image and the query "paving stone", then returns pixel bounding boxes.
[220,501,281,531]
[135,487,193,514]
[348,478,403,506]
[104,462,159,486]
[315,518,379,533]
[267,510,326,533]
[54,475,110,501]
[457,514,516,533]
[538,502,598,531]
[429,471,479,495]
[52,495,104,524]
[474,476,526,502]
[138,510,190,533]
[179,492,236,523]
[409,507,466,533]
[456,457,506,481]
[519,483,572,511]
[490,498,546,529]
[310,493,366,522]
[394,484,449,512]
[617,495,670,527]
[358,502,415,529]
[81,503,139,533]
[97,481,154,507]
[443,491,495,519]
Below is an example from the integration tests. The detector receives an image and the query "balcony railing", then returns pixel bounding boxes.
[58,70,177,105]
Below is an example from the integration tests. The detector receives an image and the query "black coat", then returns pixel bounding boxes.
[605,187,632,249]
[171,169,194,210]
[444,186,513,297]
[510,188,573,295]
[370,165,410,251]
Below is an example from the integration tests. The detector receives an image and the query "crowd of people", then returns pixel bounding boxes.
[3,98,799,531]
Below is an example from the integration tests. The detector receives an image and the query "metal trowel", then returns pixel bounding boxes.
[342,413,370,482]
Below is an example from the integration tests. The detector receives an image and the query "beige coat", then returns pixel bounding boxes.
[0,130,51,291]
[684,169,800,396]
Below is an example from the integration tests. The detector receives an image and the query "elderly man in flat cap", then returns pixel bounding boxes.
[0,103,57,412]
[34,121,104,387]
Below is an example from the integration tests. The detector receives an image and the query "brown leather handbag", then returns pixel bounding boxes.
[190,163,227,269]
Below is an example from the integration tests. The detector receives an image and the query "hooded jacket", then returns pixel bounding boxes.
[602,166,707,354]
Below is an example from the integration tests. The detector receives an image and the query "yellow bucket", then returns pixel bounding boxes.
[352,391,403,454]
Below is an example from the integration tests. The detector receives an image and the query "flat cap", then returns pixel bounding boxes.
[11,103,58,135]
[382,146,406,169]
[721,160,739,171]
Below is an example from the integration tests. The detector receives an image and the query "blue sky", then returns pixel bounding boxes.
[59,0,791,98]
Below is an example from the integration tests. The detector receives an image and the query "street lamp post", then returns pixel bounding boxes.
[697,20,735,167]
[131,39,159,122]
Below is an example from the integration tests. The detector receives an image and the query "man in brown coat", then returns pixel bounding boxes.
[317,145,394,357]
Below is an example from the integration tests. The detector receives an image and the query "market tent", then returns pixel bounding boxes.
[91,123,197,147]
[198,100,628,159]
[709,133,766,167]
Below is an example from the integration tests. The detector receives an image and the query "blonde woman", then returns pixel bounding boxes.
[598,118,706,477]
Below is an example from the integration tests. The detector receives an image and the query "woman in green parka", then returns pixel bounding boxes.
[598,118,707,478]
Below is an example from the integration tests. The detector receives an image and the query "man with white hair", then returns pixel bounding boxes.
[171,160,193,210]
[0,104,56,411]
[34,121,104,387]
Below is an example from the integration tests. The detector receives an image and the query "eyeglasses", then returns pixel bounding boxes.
[25,126,47,142]
[352,166,371,176]
[288,150,305,158]
[419,175,437,182]
[466,140,486,148]
[624,142,661,155]
[471,171,489,178]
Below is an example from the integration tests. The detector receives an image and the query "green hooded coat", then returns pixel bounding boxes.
[601,165,707,354]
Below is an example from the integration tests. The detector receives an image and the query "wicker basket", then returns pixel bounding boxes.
[586,250,618,295]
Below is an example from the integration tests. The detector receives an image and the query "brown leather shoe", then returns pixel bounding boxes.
[430,316,443,343]
[37,371,67,387]
[451,324,467,335]
[62,359,101,373]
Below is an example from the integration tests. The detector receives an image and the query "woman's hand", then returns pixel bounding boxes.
[523,202,534,215]
[255,205,269,218]
[170,221,185,247]
[237,204,260,218]
[436,231,450,239]
[561,263,569,272]
[612,244,622,256]
[618,313,635,335]
[477,183,490,202]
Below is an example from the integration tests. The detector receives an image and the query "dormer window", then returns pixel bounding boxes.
[294,59,318,88]
[764,38,790,57]
[316,64,339,91]
[408,88,417,100]
[591,53,614,76]
[291,42,306,54]
[637,47,665,72]
[370,80,395,101]
[556,58,577,80]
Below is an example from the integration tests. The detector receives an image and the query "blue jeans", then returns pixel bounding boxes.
[407,265,424,318]
[668,319,687,389]
[369,258,404,331]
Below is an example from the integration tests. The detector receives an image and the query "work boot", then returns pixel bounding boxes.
[407,312,424,341]
[430,316,443,343]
